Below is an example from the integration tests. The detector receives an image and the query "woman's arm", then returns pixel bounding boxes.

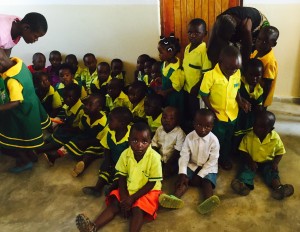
[0,100,20,111]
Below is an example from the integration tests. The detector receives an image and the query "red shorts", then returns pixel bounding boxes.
[106,189,161,220]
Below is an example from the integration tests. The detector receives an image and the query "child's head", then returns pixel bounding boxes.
[20,12,48,44]
[144,94,163,117]
[35,72,50,91]
[219,45,242,78]
[59,63,74,86]
[83,53,97,72]
[151,61,162,80]
[255,26,279,55]
[158,33,181,62]
[97,62,111,83]
[107,79,122,100]
[215,14,237,42]
[84,94,104,116]
[244,58,264,86]
[144,58,156,76]
[108,107,133,131]
[162,106,180,133]
[188,18,207,46]
[32,52,46,71]
[129,122,152,159]
[136,54,150,72]
[253,111,275,140]
[111,58,123,76]
[49,50,62,68]
[193,109,215,137]
[128,81,147,105]
[65,54,78,70]
[63,83,81,107]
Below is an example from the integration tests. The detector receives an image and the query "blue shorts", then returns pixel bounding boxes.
[187,167,217,188]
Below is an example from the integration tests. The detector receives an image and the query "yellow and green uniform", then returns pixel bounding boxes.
[147,113,162,133]
[81,67,98,94]
[105,91,131,112]
[90,75,112,96]
[130,97,146,119]
[38,85,62,116]
[0,57,51,149]
[55,80,87,102]
[74,66,84,82]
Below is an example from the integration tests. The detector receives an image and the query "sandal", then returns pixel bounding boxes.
[71,161,85,177]
[272,184,294,200]
[197,195,220,214]
[231,179,250,196]
[159,193,184,209]
[75,214,96,232]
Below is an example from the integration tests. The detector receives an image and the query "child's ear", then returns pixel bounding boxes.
[272,41,277,47]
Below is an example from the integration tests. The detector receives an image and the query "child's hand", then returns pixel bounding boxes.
[176,174,189,186]
[240,99,251,113]
[120,196,134,211]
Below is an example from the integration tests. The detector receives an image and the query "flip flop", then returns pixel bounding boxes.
[75,214,96,232]
[197,195,220,214]
[159,193,184,209]
[71,161,85,177]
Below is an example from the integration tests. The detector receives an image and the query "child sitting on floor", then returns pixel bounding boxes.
[142,57,156,86]
[134,54,150,82]
[159,109,220,214]
[231,111,294,200]
[144,93,163,135]
[27,52,47,74]
[128,81,148,122]
[81,53,98,94]
[152,106,186,178]
[65,54,83,83]
[76,122,162,232]
[82,107,132,197]
[111,58,125,86]
[90,62,112,96]
[46,50,62,87]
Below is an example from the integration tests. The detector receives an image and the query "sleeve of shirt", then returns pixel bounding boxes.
[201,52,212,73]
[178,136,191,175]
[174,129,186,151]
[151,128,160,148]
[263,62,277,80]
[81,86,87,99]
[170,69,184,92]
[274,135,286,156]
[52,91,62,109]
[148,151,163,182]
[73,108,85,128]
[198,137,220,177]
[238,134,249,153]
[6,78,24,101]
[115,150,128,176]
[199,72,212,97]
[99,128,110,149]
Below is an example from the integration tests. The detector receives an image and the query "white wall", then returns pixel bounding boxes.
[2,0,160,85]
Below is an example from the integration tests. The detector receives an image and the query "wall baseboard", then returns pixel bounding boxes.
[273,96,300,104]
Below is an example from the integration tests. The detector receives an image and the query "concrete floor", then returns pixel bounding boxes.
[0,102,299,232]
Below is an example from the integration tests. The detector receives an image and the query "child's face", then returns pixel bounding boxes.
[108,114,123,131]
[151,63,161,80]
[63,90,78,107]
[158,44,173,62]
[162,107,178,133]
[97,64,110,83]
[33,54,46,70]
[144,97,160,117]
[129,129,151,160]
[84,96,102,115]
[49,53,62,68]
[84,56,97,71]
[253,118,272,140]
[39,74,50,90]
[193,114,214,137]
[188,24,206,46]
[245,66,263,86]
[22,28,45,44]
[59,68,74,86]
[144,61,153,76]
[65,57,78,69]
[107,81,121,99]
[219,56,241,78]
[137,56,147,72]
[111,62,123,76]
[128,87,144,105]
[255,30,274,54]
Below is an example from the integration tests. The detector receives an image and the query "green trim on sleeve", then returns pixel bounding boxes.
[199,90,209,96]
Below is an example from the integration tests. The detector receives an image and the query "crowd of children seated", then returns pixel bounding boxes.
[0,10,294,232]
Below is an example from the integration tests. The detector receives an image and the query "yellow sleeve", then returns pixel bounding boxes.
[6,78,24,101]
[263,62,277,80]
[170,69,184,92]
[99,127,110,149]
[52,91,62,109]
[81,86,87,99]
[238,134,248,153]
[115,149,129,176]
[201,52,212,73]
[148,151,163,182]
[199,72,213,96]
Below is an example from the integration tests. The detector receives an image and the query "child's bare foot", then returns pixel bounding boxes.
[76,214,96,232]
[72,161,85,177]
[82,186,102,197]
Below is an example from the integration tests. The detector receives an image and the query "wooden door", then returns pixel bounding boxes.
[160,0,241,59]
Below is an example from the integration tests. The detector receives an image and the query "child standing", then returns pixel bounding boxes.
[183,18,211,121]
[76,122,162,232]
[27,52,47,74]
[82,107,132,197]
[90,62,112,96]
[47,50,62,87]
[65,54,83,83]
[81,53,98,94]
[111,58,126,87]
[144,93,163,135]
[199,45,250,170]
[159,109,220,214]
[0,50,51,172]
[250,26,279,108]
[231,111,294,200]
[152,106,186,178]
[157,34,184,116]
[128,81,148,122]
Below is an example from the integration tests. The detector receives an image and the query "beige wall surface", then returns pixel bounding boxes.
[1,2,160,85]
[244,1,300,99]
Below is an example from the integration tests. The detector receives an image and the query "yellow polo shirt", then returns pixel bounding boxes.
[183,42,212,93]
[91,75,112,90]
[116,146,162,195]
[239,130,285,163]
[105,91,131,111]
[250,49,278,107]
[63,99,84,127]
[162,58,184,92]
[42,85,62,109]
[56,80,87,100]
[81,68,98,93]
[130,97,146,119]
[199,63,241,122]
[147,113,162,133]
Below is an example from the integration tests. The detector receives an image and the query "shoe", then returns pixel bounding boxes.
[159,193,184,209]
[43,153,55,166]
[231,179,250,196]
[76,214,96,232]
[272,184,294,200]
[71,161,85,177]
[82,186,102,197]
[9,162,33,173]
[219,159,233,170]
[197,195,220,214]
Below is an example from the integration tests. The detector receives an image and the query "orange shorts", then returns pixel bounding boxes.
[106,189,161,220]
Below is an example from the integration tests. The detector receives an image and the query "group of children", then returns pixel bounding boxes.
[0,13,294,232]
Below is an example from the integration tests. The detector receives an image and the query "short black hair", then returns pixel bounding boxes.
[159,33,181,55]
[219,45,241,61]
[261,26,280,43]
[83,53,96,60]
[129,81,147,96]
[32,52,45,61]
[59,63,74,75]
[87,93,105,107]
[110,107,133,125]
[98,62,111,71]
[111,58,123,66]
[189,18,207,31]
[216,14,236,39]
[63,83,81,100]
[145,93,163,108]
[194,108,215,121]
[21,12,48,33]
[255,111,276,128]
[130,122,151,138]
[49,50,61,58]
[65,54,78,63]
[245,58,264,73]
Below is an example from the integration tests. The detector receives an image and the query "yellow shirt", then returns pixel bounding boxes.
[147,113,162,132]
[199,63,241,122]
[91,75,112,89]
[100,125,131,149]
[56,80,87,101]
[241,76,263,104]
[81,67,98,93]
[162,57,184,92]
[183,42,212,92]
[74,66,84,82]
[105,91,131,111]
[63,99,84,128]
[130,97,146,119]
[239,130,285,163]
[250,49,278,107]
[116,146,162,195]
